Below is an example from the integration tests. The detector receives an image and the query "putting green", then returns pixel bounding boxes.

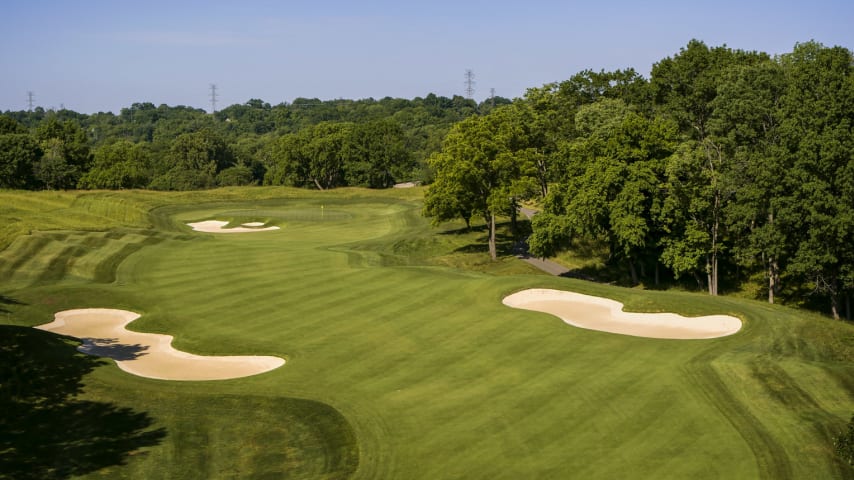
[1,188,851,479]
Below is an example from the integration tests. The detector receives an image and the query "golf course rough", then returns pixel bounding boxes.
[503,288,743,339]
[35,308,285,380]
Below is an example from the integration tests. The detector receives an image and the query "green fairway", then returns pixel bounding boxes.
[1,187,852,479]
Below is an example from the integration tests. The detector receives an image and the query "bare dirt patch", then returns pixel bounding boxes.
[503,288,742,339]
[35,308,285,380]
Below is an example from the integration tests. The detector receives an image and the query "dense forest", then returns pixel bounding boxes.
[0,94,510,191]
[1,39,851,318]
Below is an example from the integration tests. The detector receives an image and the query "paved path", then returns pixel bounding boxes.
[516,207,570,276]
[519,253,570,276]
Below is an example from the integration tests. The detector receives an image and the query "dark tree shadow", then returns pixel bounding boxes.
[79,338,149,361]
[0,295,25,314]
[0,326,166,480]
[438,224,488,236]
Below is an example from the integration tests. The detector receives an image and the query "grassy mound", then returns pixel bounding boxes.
[1,187,852,479]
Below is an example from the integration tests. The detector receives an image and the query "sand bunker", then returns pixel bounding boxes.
[35,309,285,380]
[503,289,742,339]
[187,220,280,233]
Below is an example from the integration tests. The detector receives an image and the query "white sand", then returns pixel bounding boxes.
[503,289,742,339]
[35,308,285,381]
[187,220,280,233]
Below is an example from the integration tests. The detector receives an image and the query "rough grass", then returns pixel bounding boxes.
[1,187,852,479]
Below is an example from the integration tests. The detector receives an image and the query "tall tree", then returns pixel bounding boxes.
[652,40,768,295]
[32,118,92,189]
[150,129,233,190]
[263,130,311,187]
[529,99,676,284]
[0,133,40,189]
[304,122,352,190]
[346,119,412,188]
[424,106,537,260]
[711,59,789,303]
[78,140,151,189]
[778,42,854,319]
[35,138,79,190]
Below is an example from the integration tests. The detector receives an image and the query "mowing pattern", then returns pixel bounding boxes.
[1,190,852,479]
[0,229,173,287]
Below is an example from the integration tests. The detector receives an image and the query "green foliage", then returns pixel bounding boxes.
[424,104,543,259]
[0,115,27,134]
[0,133,40,188]
[35,138,79,189]
[346,119,413,188]
[216,165,256,186]
[527,211,572,258]
[148,129,234,190]
[522,40,854,313]
[777,42,854,318]
[78,140,152,189]
[2,94,481,194]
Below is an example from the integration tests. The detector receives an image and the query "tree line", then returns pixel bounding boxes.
[0,94,511,191]
[424,40,853,319]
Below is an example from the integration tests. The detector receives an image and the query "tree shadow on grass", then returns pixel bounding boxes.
[0,326,166,480]
[449,223,520,255]
[0,295,25,314]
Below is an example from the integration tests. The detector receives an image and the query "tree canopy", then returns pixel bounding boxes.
[423,40,853,319]
[1,94,495,192]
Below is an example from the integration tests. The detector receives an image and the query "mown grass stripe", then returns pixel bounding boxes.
[2,189,851,479]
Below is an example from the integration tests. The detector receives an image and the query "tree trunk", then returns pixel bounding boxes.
[488,212,497,261]
[706,254,718,296]
[537,154,548,197]
[768,262,775,304]
[831,294,840,320]
[712,254,718,296]
[628,260,638,286]
[846,293,851,321]
[313,178,325,190]
[654,262,660,287]
[767,212,778,304]
[768,258,779,304]
[694,272,704,291]
[709,195,720,296]
[509,198,518,240]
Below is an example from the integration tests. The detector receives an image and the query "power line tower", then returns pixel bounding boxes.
[464,69,476,99]
[27,91,34,111]
[209,83,218,113]
[490,88,496,108]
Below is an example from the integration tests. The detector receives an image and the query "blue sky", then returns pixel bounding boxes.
[2,0,852,113]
